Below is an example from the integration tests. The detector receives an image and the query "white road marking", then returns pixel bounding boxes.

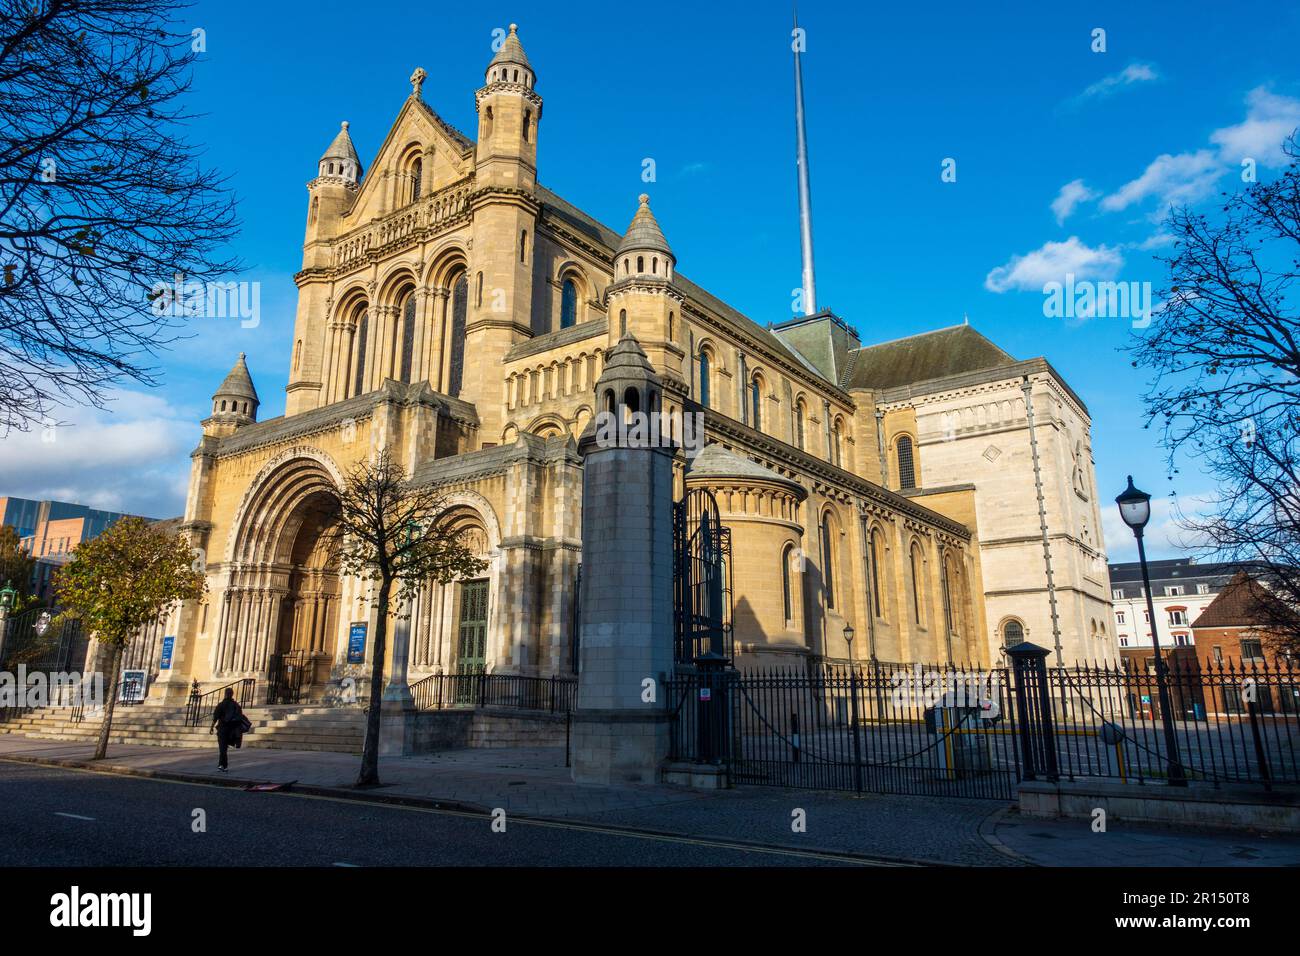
[54,812,95,821]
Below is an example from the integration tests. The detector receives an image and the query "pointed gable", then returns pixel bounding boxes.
[337,95,476,227]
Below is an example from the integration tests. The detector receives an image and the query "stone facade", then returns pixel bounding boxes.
[143,23,1111,707]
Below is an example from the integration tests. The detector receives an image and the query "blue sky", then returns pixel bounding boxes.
[3,0,1298,562]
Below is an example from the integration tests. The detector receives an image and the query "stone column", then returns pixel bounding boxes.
[379,594,418,755]
[383,595,416,705]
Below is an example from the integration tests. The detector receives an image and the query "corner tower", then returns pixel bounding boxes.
[606,195,686,395]
[303,121,361,268]
[475,23,541,191]
[466,23,542,441]
[289,121,363,415]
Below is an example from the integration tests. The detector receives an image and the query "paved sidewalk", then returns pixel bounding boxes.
[2,735,1296,866]
[0,736,705,818]
[985,808,1300,867]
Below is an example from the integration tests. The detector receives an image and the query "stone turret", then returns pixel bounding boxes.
[614,194,674,282]
[606,195,686,394]
[205,353,259,437]
[475,23,542,191]
[593,333,663,421]
[303,121,362,267]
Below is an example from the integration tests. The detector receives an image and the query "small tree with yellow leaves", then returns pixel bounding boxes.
[55,517,205,759]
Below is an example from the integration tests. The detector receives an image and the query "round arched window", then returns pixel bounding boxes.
[1003,620,1025,648]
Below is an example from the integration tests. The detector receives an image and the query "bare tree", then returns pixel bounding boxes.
[1131,135,1300,652]
[331,451,486,787]
[0,0,239,433]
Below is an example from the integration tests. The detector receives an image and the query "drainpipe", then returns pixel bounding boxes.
[875,407,887,484]
[1021,375,1064,666]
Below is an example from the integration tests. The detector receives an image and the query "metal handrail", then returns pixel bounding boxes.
[410,673,577,713]
[185,678,256,726]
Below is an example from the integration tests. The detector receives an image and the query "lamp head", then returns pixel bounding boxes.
[1115,475,1152,532]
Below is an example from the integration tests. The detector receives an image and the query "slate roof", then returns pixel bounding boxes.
[842,324,1017,391]
[535,186,833,388]
[687,443,804,493]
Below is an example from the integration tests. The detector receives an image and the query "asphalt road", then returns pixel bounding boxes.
[0,760,893,867]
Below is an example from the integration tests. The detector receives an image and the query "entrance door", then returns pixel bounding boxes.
[454,580,488,702]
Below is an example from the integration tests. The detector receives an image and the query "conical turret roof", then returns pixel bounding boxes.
[320,121,359,164]
[599,334,656,376]
[616,194,672,257]
[489,23,532,69]
[214,352,258,403]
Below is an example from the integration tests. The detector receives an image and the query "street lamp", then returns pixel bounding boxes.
[842,622,863,790]
[0,580,16,612]
[1115,476,1187,786]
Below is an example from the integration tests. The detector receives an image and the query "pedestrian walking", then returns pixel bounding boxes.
[210,687,249,772]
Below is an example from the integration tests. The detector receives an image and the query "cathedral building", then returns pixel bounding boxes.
[147,25,1114,703]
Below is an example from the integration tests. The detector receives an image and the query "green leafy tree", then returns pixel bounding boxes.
[55,517,205,758]
[0,524,36,609]
[331,451,486,787]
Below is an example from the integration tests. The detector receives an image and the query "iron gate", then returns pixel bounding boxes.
[669,662,1022,800]
[265,650,307,705]
[0,606,89,674]
[672,488,733,664]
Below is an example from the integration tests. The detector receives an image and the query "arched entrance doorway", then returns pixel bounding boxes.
[267,489,341,703]
[218,453,345,701]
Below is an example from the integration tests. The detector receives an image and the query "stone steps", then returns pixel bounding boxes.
[0,702,369,753]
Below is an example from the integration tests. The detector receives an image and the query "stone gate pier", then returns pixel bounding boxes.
[569,336,676,785]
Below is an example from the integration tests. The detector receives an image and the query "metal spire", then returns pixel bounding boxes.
[793,4,817,316]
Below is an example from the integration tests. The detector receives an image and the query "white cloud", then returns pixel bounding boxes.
[0,389,194,518]
[1051,179,1098,225]
[1136,232,1176,250]
[984,237,1124,293]
[1210,86,1300,168]
[1099,149,1221,213]
[1078,62,1159,101]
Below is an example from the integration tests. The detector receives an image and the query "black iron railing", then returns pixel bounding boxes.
[410,673,577,713]
[1043,656,1299,788]
[666,661,1020,800]
[185,678,257,727]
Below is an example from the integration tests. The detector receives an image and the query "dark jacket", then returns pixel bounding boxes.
[213,697,242,726]
[213,698,247,747]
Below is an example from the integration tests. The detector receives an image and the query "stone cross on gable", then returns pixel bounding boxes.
[410,67,427,99]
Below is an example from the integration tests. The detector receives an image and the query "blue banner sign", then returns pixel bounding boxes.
[348,622,367,664]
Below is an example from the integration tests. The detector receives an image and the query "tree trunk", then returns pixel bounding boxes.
[356,582,390,787]
[93,642,124,760]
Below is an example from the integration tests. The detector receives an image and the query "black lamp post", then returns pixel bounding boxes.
[1115,476,1187,786]
[843,623,863,791]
